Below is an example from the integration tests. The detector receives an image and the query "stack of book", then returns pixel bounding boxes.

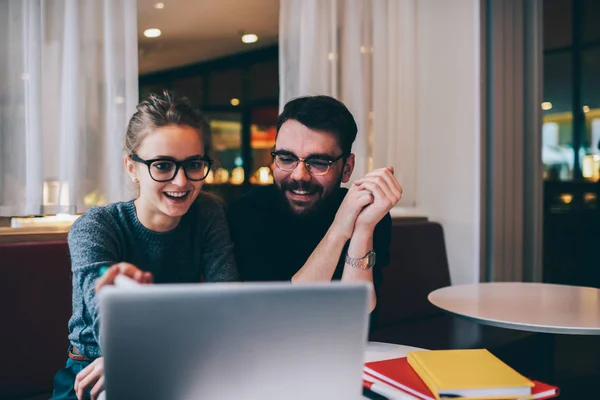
[363,349,559,400]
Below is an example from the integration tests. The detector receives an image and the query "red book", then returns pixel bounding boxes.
[529,380,560,399]
[364,357,434,400]
[364,357,559,400]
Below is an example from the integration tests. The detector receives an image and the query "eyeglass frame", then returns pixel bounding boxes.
[129,153,214,182]
[270,149,348,176]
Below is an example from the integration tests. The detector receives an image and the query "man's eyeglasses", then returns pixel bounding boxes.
[130,154,214,182]
[271,150,346,176]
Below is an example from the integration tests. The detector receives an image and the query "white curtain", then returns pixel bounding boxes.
[279,0,417,206]
[0,0,138,217]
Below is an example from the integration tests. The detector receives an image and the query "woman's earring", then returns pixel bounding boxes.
[132,177,139,183]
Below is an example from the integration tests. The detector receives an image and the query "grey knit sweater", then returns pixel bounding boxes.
[67,193,239,358]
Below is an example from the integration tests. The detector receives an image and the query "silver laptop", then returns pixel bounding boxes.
[99,282,371,400]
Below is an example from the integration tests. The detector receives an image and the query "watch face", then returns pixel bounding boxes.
[366,251,376,269]
[345,251,376,269]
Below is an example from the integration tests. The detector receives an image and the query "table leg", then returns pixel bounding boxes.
[540,333,555,382]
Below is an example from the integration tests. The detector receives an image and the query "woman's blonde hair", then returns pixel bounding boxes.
[124,90,211,156]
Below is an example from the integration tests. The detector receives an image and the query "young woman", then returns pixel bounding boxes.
[51,91,239,400]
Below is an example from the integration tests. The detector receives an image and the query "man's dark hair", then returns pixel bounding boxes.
[276,95,358,155]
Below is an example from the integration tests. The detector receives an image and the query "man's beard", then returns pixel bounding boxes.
[275,175,343,221]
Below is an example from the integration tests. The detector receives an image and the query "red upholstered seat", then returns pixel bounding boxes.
[0,241,71,399]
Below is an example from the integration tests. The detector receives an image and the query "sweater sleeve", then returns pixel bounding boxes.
[197,194,240,282]
[68,207,120,346]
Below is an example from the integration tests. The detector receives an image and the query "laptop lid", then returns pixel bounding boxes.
[100,282,370,400]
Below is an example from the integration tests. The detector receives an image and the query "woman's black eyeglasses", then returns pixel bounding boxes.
[130,154,214,182]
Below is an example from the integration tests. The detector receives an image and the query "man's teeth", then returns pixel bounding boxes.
[292,189,311,195]
[165,191,188,198]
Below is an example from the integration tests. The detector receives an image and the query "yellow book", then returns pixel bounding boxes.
[407,349,534,400]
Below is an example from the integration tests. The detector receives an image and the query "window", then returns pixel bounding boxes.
[543,52,573,180]
[208,69,243,107]
[250,60,279,101]
[543,0,600,182]
[581,47,600,180]
[206,112,243,185]
[250,107,278,185]
[171,76,205,107]
[543,0,572,49]
[542,0,600,288]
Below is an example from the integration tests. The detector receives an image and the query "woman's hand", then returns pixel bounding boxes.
[80,264,151,398]
[95,262,153,292]
[74,357,105,400]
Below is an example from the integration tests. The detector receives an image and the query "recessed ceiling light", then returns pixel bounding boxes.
[144,28,161,38]
[241,34,258,44]
[541,102,552,111]
[230,98,240,106]
[154,2,165,9]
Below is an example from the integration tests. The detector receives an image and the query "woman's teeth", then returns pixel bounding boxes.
[165,191,188,198]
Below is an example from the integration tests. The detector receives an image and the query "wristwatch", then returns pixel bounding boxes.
[345,250,376,270]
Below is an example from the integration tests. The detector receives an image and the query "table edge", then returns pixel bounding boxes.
[433,307,600,335]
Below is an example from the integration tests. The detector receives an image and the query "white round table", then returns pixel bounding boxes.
[428,282,600,335]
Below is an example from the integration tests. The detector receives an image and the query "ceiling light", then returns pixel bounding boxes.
[583,105,590,113]
[241,34,258,44]
[144,28,161,38]
[541,102,552,111]
[230,98,240,106]
[154,2,165,9]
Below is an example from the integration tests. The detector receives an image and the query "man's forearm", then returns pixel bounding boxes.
[341,227,376,311]
[291,224,377,311]
[291,228,348,282]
